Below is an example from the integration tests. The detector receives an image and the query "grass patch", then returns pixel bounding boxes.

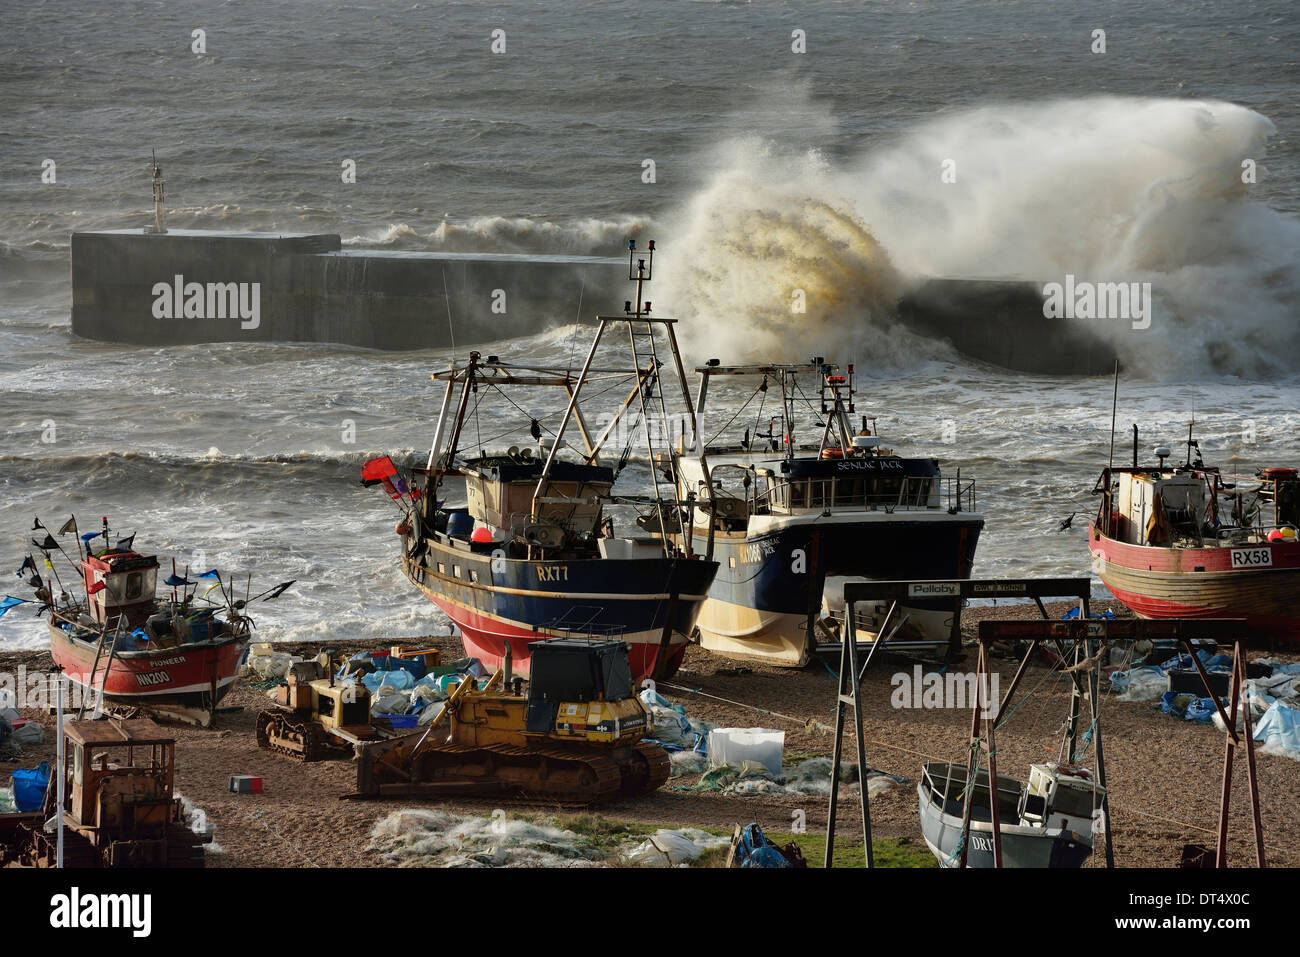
[482,811,936,868]
[757,832,937,869]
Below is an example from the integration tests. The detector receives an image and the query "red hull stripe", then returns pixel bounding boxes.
[1090,526,1300,645]
[422,589,686,680]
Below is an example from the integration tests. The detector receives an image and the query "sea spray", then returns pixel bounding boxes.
[656,139,911,364]
[658,96,1299,378]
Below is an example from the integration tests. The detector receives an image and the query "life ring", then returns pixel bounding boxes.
[820,447,844,459]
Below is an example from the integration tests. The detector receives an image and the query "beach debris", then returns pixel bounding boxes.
[1253,703,1300,760]
[8,718,43,749]
[369,809,607,868]
[725,822,806,868]
[625,828,729,867]
[707,728,784,774]
[246,650,293,681]
[228,775,264,794]
[677,756,901,798]
[638,687,715,751]
[10,761,50,812]
[668,750,708,777]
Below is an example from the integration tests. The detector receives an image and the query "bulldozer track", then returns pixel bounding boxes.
[362,738,674,806]
[396,740,626,805]
[256,708,337,762]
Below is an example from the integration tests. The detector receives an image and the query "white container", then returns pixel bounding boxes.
[707,728,785,775]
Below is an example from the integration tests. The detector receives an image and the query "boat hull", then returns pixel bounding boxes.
[401,534,717,681]
[1089,525,1300,646]
[695,513,983,665]
[917,764,1093,869]
[48,619,248,716]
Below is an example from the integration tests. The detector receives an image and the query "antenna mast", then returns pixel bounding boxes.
[150,151,167,234]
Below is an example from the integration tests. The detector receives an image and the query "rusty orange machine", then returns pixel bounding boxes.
[1,718,206,868]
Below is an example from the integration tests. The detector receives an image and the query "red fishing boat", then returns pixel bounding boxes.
[1089,430,1300,646]
[16,517,293,726]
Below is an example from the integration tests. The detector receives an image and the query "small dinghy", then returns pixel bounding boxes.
[917,760,1103,868]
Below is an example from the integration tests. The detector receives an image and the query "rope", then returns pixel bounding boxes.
[704,382,762,446]
[658,681,810,728]
[249,808,320,867]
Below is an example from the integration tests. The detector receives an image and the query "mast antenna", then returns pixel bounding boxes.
[150,150,167,234]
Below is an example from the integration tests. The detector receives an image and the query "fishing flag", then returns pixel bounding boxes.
[86,580,107,595]
[80,531,102,543]
[0,596,28,619]
[197,569,221,580]
[261,580,295,601]
[58,517,77,535]
[361,455,399,487]
[115,534,136,552]
[16,556,36,578]
[31,534,58,551]
[164,574,193,587]
[31,518,44,531]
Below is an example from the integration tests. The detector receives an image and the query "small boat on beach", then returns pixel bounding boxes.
[15,516,292,726]
[917,761,1103,868]
[1089,427,1300,646]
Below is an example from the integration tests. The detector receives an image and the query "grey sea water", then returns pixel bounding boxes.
[1,0,1298,647]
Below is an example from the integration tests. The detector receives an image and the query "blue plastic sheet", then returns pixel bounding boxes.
[1254,704,1300,758]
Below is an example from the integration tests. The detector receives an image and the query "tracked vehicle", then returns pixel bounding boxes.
[255,654,387,761]
[354,638,669,804]
[0,719,206,868]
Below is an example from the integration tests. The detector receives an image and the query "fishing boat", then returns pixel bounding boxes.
[663,360,982,665]
[363,241,719,681]
[1089,427,1300,646]
[14,517,293,726]
[917,761,1103,868]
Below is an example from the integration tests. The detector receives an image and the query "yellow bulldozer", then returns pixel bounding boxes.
[256,653,388,761]
[353,638,670,804]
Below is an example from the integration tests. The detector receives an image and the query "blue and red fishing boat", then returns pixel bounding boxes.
[363,241,719,680]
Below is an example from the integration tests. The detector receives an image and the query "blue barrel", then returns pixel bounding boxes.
[445,511,474,539]
[12,761,50,812]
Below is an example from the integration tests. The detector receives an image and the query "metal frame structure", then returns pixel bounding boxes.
[976,617,1265,869]
[825,577,1098,868]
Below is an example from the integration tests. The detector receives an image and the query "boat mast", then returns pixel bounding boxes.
[531,240,710,555]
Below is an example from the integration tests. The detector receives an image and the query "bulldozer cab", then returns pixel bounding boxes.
[63,719,175,832]
[524,638,636,733]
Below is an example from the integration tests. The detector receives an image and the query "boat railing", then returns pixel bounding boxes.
[749,473,977,515]
[1096,464,1298,542]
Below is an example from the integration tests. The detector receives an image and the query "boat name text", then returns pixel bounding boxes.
[1230,547,1272,569]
